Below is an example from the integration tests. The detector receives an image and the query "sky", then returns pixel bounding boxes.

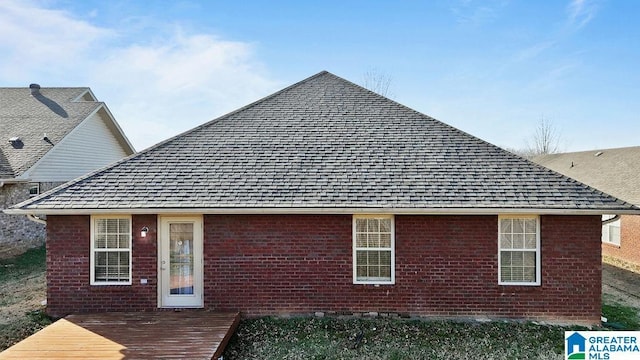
[0,0,638,152]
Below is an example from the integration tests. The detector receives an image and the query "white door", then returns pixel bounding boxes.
[159,216,203,308]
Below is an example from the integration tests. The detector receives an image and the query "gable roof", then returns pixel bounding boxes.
[8,72,638,215]
[534,146,640,206]
[0,86,134,179]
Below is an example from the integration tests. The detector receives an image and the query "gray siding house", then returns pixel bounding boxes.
[0,84,135,249]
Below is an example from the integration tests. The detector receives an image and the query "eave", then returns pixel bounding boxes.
[5,206,640,216]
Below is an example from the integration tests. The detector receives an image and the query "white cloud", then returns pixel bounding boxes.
[91,31,280,149]
[0,0,111,81]
[567,0,598,30]
[0,0,280,150]
[450,0,508,27]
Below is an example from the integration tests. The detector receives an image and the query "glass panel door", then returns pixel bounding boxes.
[159,216,203,308]
[170,223,194,295]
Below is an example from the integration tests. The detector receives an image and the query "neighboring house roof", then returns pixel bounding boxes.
[0,86,135,180]
[534,146,640,206]
[8,72,638,214]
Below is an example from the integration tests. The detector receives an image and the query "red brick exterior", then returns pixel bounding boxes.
[46,215,158,317]
[602,215,640,266]
[46,214,602,325]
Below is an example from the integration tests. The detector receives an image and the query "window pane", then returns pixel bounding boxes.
[368,233,380,248]
[356,251,366,266]
[107,234,118,248]
[380,219,391,232]
[524,234,536,249]
[95,266,107,281]
[500,251,511,266]
[357,266,367,277]
[501,268,511,282]
[368,264,380,278]
[379,251,391,265]
[119,234,130,249]
[356,219,367,232]
[367,219,379,233]
[500,219,512,234]
[106,219,118,233]
[513,234,524,249]
[118,219,129,233]
[356,233,367,247]
[513,219,524,234]
[511,267,524,281]
[119,252,129,265]
[96,252,107,266]
[367,251,379,266]
[380,266,391,278]
[107,252,119,265]
[610,225,621,245]
[525,219,536,233]
[523,251,536,266]
[500,234,512,249]
[511,251,524,266]
[95,234,106,249]
[523,267,536,282]
[96,219,107,234]
[380,233,391,247]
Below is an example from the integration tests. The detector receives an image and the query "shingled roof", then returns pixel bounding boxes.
[534,146,640,206]
[8,72,638,214]
[0,86,125,179]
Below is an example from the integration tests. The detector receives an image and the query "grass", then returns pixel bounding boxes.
[602,297,640,330]
[223,316,582,360]
[0,245,52,351]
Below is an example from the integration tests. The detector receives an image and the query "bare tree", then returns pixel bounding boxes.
[526,116,561,156]
[361,68,393,97]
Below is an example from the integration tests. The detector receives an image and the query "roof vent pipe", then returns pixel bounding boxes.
[29,83,41,95]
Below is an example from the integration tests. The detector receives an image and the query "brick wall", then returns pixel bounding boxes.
[603,215,640,266]
[46,213,602,325]
[46,214,158,317]
[204,214,602,325]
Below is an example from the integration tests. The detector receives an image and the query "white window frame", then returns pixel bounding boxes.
[90,215,132,285]
[28,183,39,197]
[353,215,395,285]
[602,215,621,246]
[498,215,541,286]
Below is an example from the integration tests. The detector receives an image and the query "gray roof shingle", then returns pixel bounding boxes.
[10,72,637,213]
[534,147,640,206]
[0,87,101,178]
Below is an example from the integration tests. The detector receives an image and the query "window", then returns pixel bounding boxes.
[353,215,394,284]
[91,216,132,285]
[28,183,39,197]
[498,216,540,285]
[602,215,621,246]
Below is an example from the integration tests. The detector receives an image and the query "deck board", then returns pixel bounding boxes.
[0,311,240,360]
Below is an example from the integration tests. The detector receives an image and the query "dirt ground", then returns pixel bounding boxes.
[602,263,640,309]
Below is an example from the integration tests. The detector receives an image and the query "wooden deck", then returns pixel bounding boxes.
[0,311,240,360]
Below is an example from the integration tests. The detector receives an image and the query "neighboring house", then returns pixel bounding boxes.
[7,72,638,325]
[0,84,135,248]
[534,147,640,267]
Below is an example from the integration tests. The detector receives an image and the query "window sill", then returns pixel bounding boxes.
[498,282,541,287]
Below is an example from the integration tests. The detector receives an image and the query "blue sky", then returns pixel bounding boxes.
[1,0,638,151]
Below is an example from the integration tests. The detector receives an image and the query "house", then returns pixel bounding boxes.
[0,84,135,249]
[534,147,640,267]
[6,72,638,325]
